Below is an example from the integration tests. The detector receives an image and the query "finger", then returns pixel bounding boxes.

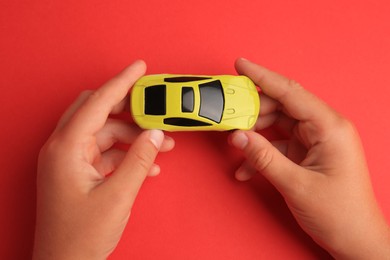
[230,130,309,196]
[95,119,175,152]
[270,139,307,165]
[95,119,142,152]
[235,138,297,181]
[148,164,161,177]
[254,111,298,136]
[270,140,288,156]
[92,149,162,177]
[160,135,175,152]
[235,160,257,181]
[233,140,289,182]
[64,60,147,138]
[259,94,280,116]
[110,94,131,115]
[55,90,93,131]
[254,112,279,130]
[96,129,164,207]
[235,58,337,126]
[93,149,127,176]
[57,89,130,133]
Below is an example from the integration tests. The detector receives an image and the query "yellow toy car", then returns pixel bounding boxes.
[130,74,260,131]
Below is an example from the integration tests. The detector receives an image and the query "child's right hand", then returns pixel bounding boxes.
[229,58,390,259]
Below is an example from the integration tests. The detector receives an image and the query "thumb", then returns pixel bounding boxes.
[98,129,164,207]
[231,130,306,195]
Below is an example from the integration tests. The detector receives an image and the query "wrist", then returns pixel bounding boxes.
[33,236,106,260]
[328,218,390,259]
[33,248,105,260]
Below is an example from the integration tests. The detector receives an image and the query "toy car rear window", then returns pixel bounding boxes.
[199,80,224,123]
[164,76,212,83]
[144,85,166,115]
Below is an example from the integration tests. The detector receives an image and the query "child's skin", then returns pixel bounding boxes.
[33,59,390,259]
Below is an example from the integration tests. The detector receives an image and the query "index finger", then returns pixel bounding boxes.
[235,58,336,124]
[64,60,146,138]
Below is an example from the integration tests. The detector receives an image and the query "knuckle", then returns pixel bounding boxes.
[250,146,274,172]
[252,73,266,87]
[114,75,130,86]
[79,89,94,98]
[324,115,361,146]
[340,117,356,132]
[39,135,63,157]
[287,78,303,90]
[278,78,305,102]
[77,90,97,105]
[88,89,102,101]
[83,89,111,110]
[133,148,155,173]
[333,116,357,135]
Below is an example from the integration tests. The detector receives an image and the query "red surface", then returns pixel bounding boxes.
[1,1,390,259]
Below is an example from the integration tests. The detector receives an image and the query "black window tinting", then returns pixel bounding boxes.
[164,118,212,127]
[164,76,212,83]
[144,85,166,115]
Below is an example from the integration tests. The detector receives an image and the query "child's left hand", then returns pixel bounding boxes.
[33,60,175,260]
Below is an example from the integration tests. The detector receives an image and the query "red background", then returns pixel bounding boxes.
[1,1,390,259]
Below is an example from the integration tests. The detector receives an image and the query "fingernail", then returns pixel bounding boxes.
[231,131,249,150]
[149,164,161,176]
[149,130,164,150]
[235,169,252,181]
[240,57,250,62]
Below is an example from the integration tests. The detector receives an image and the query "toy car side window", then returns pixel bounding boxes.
[182,87,194,112]
[164,117,212,127]
[164,76,212,83]
[199,80,224,123]
[145,85,166,115]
